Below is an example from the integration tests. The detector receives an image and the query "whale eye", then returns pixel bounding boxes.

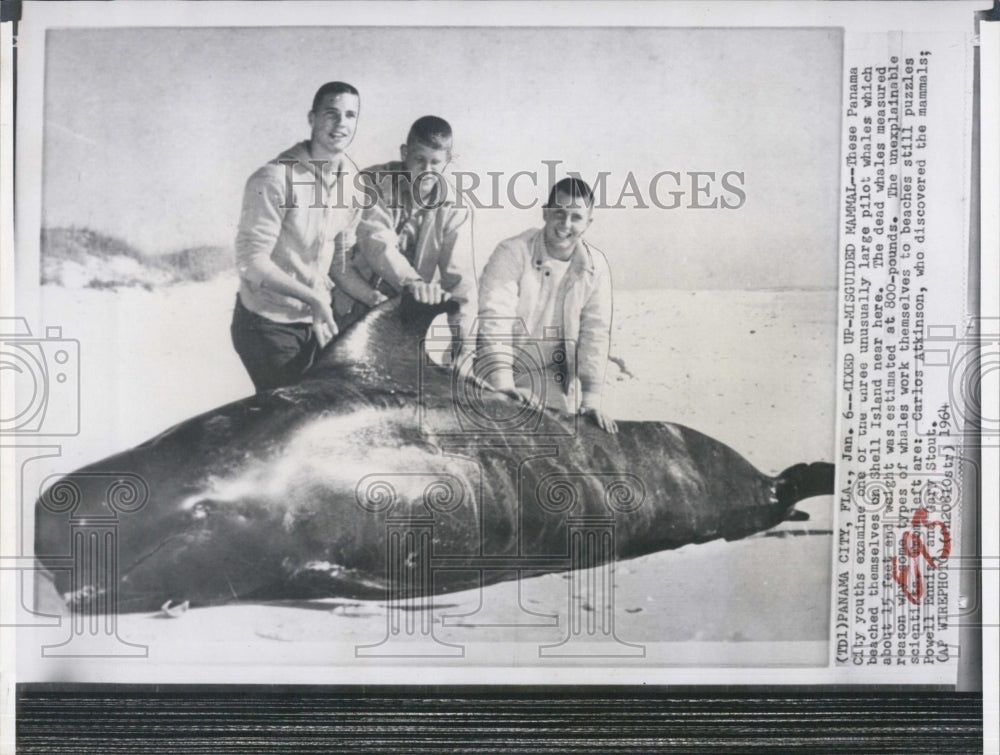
[190,500,214,520]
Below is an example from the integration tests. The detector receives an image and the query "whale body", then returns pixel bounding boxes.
[34,297,833,613]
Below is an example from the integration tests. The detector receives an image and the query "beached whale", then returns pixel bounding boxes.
[35,297,833,613]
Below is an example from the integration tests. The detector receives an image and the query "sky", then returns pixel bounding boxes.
[42,26,843,290]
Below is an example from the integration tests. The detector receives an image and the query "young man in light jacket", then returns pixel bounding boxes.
[332,116,477,367]
[477,177,618,433]
[231,81,371,393]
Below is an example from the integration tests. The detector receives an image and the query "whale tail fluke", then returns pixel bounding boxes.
[774,461,835,520]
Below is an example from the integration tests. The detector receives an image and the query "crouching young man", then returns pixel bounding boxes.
[332,116,477,371]
[231,81,364,393]
[477,177,618,433]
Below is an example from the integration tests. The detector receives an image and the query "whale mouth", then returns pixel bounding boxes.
[274,560,388,601]
[119,530,197,580]
[63,583,104,607]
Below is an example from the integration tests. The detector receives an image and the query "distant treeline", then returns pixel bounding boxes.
[41,227,232,290]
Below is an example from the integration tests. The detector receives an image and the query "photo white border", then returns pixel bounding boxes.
[3,1,993,701]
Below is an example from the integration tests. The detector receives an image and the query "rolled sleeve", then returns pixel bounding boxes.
[356,177,422,291]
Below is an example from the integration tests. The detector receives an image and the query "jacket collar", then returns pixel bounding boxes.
[531,230,596,275]
[277,141,355,189]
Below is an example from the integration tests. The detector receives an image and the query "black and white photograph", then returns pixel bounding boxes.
[1,0,990,700]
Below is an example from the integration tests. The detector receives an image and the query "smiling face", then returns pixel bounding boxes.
[308,92,360,160]
[400,141,450,199]
[542,190,593,259]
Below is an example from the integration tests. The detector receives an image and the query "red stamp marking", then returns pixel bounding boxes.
[890,507,952,605]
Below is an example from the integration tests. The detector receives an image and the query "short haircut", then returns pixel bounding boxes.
[406,115,453,151]
[545,177,595,208]
[311,81,360,113]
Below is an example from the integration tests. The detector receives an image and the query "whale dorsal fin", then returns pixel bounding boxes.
[303,295,458,390]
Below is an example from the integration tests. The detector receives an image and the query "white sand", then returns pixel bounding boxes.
[32,277,838,669]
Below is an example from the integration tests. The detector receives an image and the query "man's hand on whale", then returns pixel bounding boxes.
[581,405,618,434]
[483,382,617,433]
[404,279,450,305]
[248,260,340,348]
[307,292,338,348]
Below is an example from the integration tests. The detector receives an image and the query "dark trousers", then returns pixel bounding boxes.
[230,295,319,393]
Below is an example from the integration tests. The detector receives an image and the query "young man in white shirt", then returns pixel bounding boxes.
[477,177,618,433]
